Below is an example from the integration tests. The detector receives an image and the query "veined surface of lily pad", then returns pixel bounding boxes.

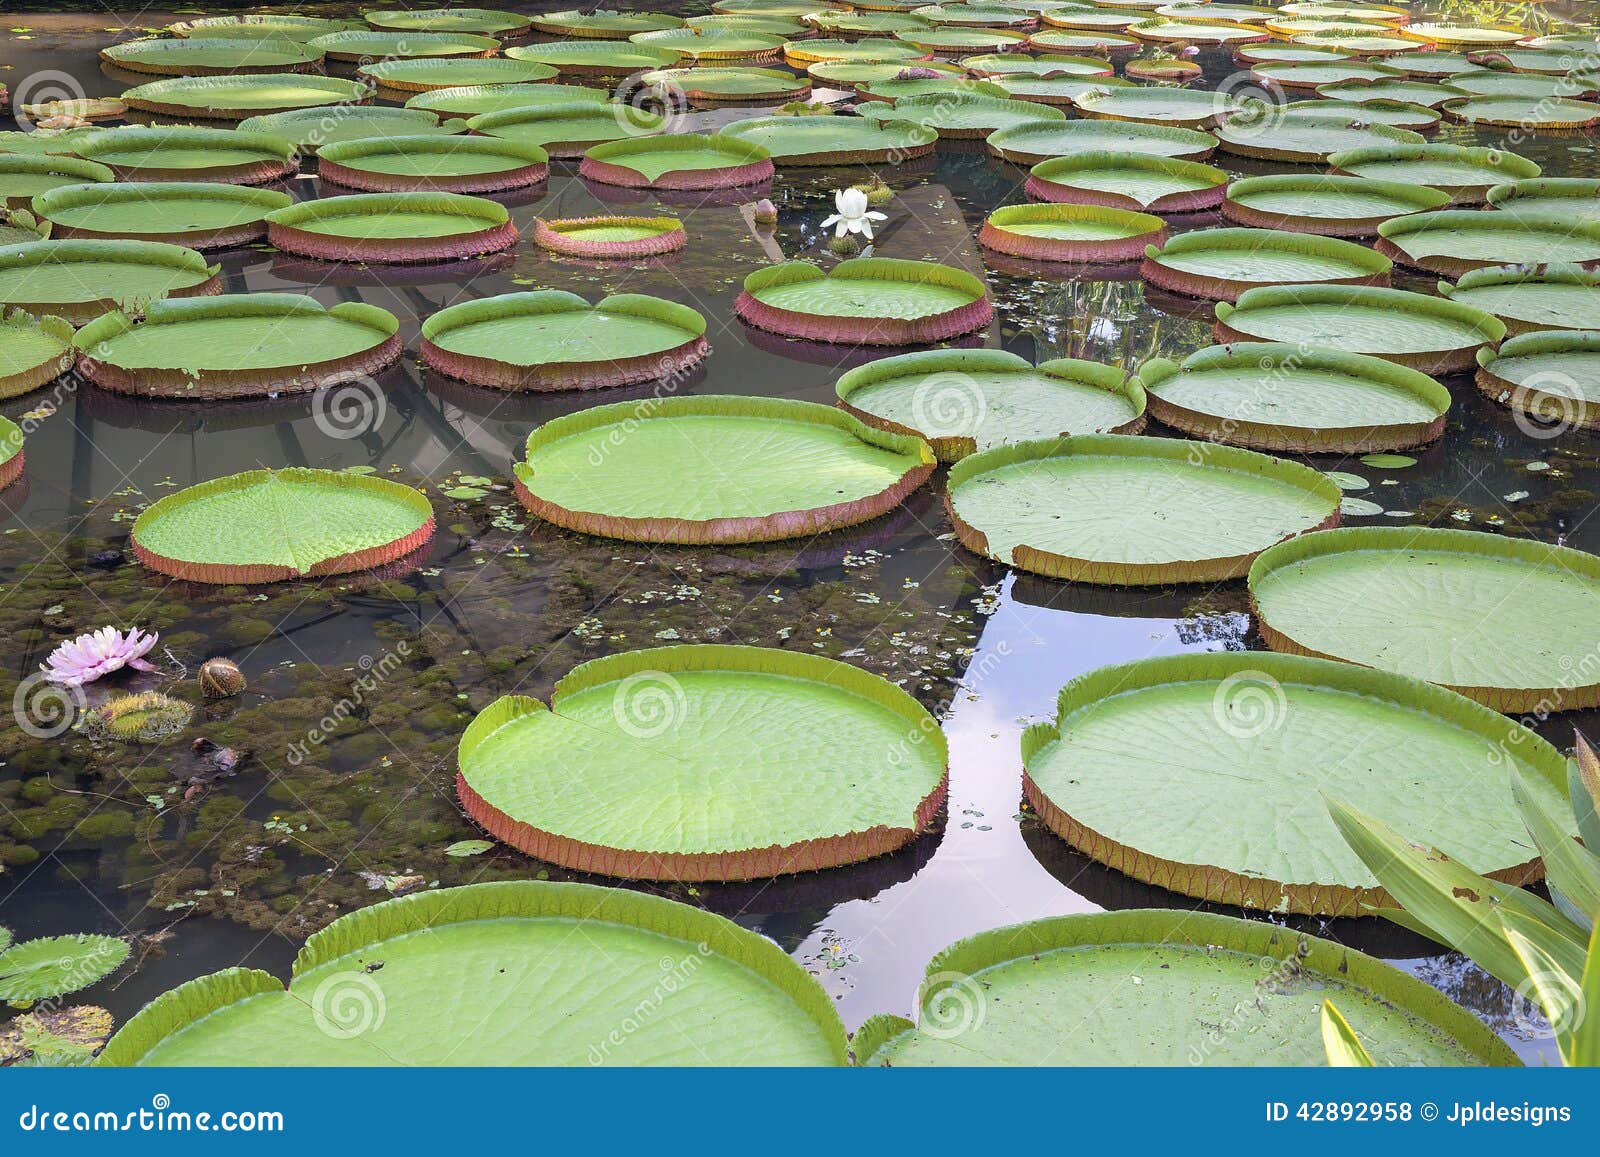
[896,26,1031,53]
[1376,210,1600,276]
[1486,179,1600,223]
[988,118,1216,163]
[1438,71,1577,100]
[686,13,806,36]
[367,7,530,34]
[1475,328,1600,434]
[961,53,1112,77]
[631,27,787,62]
[1024,29,1138,53]
[117,73,372,121]
[131,467,433,583]
[1138,342,1448,452]
[945,433,1339,584]
[1129,18,1269,43]
[511,395,934,543]
[837,348,1145,459]
[1215,110,1421,163]
[101,35,325,75]
[237,105,463,154]
[857,92,1062,137]
[265,192,516,264]
[1250,60,1403,88]
[979,202,1166,263]
[1250,526,1600,711]
[0,308,73,399]
[719,115,937,164]
[536,10,684,37]
[1025,151,1227,213]
[1140,227,1391,301]
[806,9,931,35]
[579,134,774,190]
[167,14,355,42]
[403,82,606,118]
[1214,284,1505,374]
[1020,651,1564,914]
[1282,96,1439,130]
[467,103,666,158]
[1071,84,1236,128]
[32,182,291,249]
[806,59,963,87]
[1440,263,1600,335]
[420,290,707,392]
[854,909,1519,1065]
[1442,95,1600,132]
[0,154,113,209]
[1315,77,1469,106]
[308,30,500,62]
[1327,143,1540,203]
[503,40,684,75]
[532,215,685,259]
[1400,21,1523,47]
[857,75,1011,103]
[1039,8,1145,32]
[72,126,298,185]
[98,882,846,1066]
[458,646,946,879]
[1221,173,1450,237]
[736,257,991,344]
[0,239,219,324]
[317,136,549,194]
[782,37,926,65]
[989,74,1130,104]
[358,57,560,94]
[643,66,810,103]
[1232,44,1358,64]
[1381,50,1482,77]
[1292,31,1420,54]
[73,294,401,400]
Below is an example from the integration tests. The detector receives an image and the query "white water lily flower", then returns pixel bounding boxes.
[820,188,887,241]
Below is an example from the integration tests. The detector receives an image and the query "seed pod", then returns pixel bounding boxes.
[198,657,246,699]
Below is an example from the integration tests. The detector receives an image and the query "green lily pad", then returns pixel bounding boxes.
[1072,84,1236,127]
[961,53,1114,77]
[1138,342,1449,452]
[72,125,299,185]
[642,66,810,102]
[1232,44,1353,64]
[97,882,846,1066]
[504,40,684,75]
[238,105,463,153]
[1401,21,1524,47]
[101,35,325,75]
[1140,226,1392,301]
[0,934,129,1002]
[1021,651,1564,914]
[117,73,373,120]
[0,154,113,209]
[631,27,787,61]
[991,73,1133,104]
[717,0,847,13]
[1440,263,1600,334]
[1475,328,1600,435]
[1216,110,1421,163]
[1250,61,1403,88]
[837,348,1145,460]
[1315,77,1470,106]
[923,3,1038,26]
[1221,173,1451,237]
[403,82,605,118]
[1292,31,1420,55]
[511,395,933,543]
[1153,4,1277,25]
[131,467,433,583]
[988,118,1216,163]
[806,59,963,87]
[981,202,1166,262]
[1328,143,1541,202]
[444,839,494,856]
[738,257,989,343]
[1214,284,1504,374]
[1251,526,1600,711]
[720,115,937,164]
[1129,17,1269,43]
[366,7,530,35]
[1383,50,1483,77]
[467,102,666,158]
[895,26,1031,52]
[1486,178,1600,224]
[1283,96,1439,130]
[855,909,1518,1065]
[805,9,932,34]
[945,433,1339,584]
[857,76,1010,103]
[458,646,945,878]
[1359,452,1416,468]
[858,92,1062,137]
[31,181,291,248]
[264,192,514,262]
[1026,151,1227,212]
[580,133,771,188]
[1442,95,1600,131]
[308,29,500,62]
[1040,8,1147,31]
[167,14,355,42]
[317,136,549,193]
[0,239,219,324]
[1376,210,1600,276]
[686,13,806,36]
[358,56,560,94]
[786,37,929,66]
[0,128,102,158]
[0,308,74,399]
[1023,29,1139,53]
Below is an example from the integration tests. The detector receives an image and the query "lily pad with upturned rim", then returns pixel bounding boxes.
[579,134,774,191]
[1071,84,1237,128]
[856,76,1010,104]
[1232,43,1354,65]
[265,192,517,265]
[31,182,291,249]
[805,9,933,35]
[736,257,991,345]
[357,57,560,95]
[782,37,927,65]
[366,7,531,35]
[457,646,946,880]
[466,103,666,159]
[1019,651,1565,916]
[0,154,113,209]
[531,216,686,260]
[1214,284,1504,375]
[403,82,607,118]
[0,308,73,399]
[0,129,102,158]
[1436,72,1580,100]
[1486,179,1600,223]
[1441,95,1600,133]
[989,74,1131,104]
[1250,60,1402,88]
[630,27,787,63]
[308,30,500,63]
[980,202,1166,263]
[420,290,708,392]
[237,105,464,154]
[71,126,298,186]
[836,348,1145,460]
[101,36,325,76]
[116,74,373,121]
[1474,329,1600,435]
[503,41,684,76]
[73,293,401,400]
[988,118,1216,163]
[961,52,1113,77]
[131,467,433,583]
[1220,172,1451,237]
[1215,110,1421,163]
[1140,227,1392,301]
[1249,526,1600,712]
[944,433,1340,584]
[806,59,963,87]
[853,908,1517,1066]
[1025,29,1139,54]
[1292,31,1420,55]
[1282,96,1439,131]
[718,116,937,165]
[1315,77,1469,106]
[316,136,549,194]
[0,413,22,490]
[1025,151,1225,212]
[0,239,220,324]
[642,66,811,103]
[96,882,846,1066]
[167,14,355,42]
[857,92,1062,137]
[1400,21,1524,47]
[1439,263,1600,335]
[1137,342,1449,452]
[1129,18,1269,43]
[1327,143,1543,204]
[1375,210,1600,277]
[511,394,934,544]
[895,26,1031,53]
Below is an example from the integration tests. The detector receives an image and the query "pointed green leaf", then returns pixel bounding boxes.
[1574,732,1600,854]
[1513,767,1600,930]
[1501,912,1586,1064]
[0,934,130,1002]
[1321,1000,1375,1067]
[1572,922,1600,1067]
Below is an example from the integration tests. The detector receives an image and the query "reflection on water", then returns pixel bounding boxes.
[0,6,1592,1065]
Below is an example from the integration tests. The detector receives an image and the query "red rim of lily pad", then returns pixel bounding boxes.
[980,202,1167,263]
[0,239,222,324]
[264,192,518,264]
[578,133,774,190]
[0,309,74,399]
[1139,227,1393,302]
[735,257,992,345]
[0,417,22,491]
[532,216,687,259]
[1219,173,1453,238]
[1474,328,1600,435]
[315,135,550,194]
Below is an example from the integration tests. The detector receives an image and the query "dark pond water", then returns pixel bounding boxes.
[1,3,1596,1065]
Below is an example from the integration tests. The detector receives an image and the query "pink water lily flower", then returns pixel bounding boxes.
[41,626,159,686]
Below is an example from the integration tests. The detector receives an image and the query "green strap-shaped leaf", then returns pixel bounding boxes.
[1513,767,1600,931]
[1574,923,1600,1067]
[1575,733,1600,855]
[1501,913,1587,1065]
[1321,1001,1375,1067]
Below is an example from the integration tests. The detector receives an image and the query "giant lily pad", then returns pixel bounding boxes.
[1020,651,1564,914]
[0,308,73,399]
[1215,109,1421,163]
[458,646,945,879]
[805,9,933,35]
[366,7,531,35]
[857,92,1062,137]
[0,154,113,209]
[264,192,517,264]
[1250,60,1403,88]
[896,26,1031,53]
[532,215,686,259]
[857,74,1012,103]
[1040,8,1146,32]
[32,182,291,249]
[1129,17,1269,43]
[0,128,102,158]
[642,66,810,103]
[237,105,464,154]
[1141,227,1391,301]
[989,74,1131,104]
[1486,178,1600,223]
[980,202,1166,263]
[945,434,1339,584]
[1250,526,1600,711]
[781,37,926,65]
[1025,29,1139,53]
[0,414,19,490]
[98,882,846,1066]
[854,909,1517,1065]
[1071,84,1236,128]
[101,35,325,75]
[988,118,1216,163]
[467,102,666,158]
[807,59,963,87]
[117,73,372,121]
[403,82,606,118]
[1475,328,1600,435]
[579,134,773,190]
[1438,71,1577,100]
[421,290,707,391]
[1327,142,1540,203]
[1232,44,1353,65]
[167,14,355,42]
[736,257,991,345]
[1383,50,1483,77]
[631,27,787,62]
[961,54,1113,78]
[1138,342,1448,452]
[72,126,298,185]
[308,30,500,62]
[73,294,401,400]
[1221,172,1451,237]
[1442,95,1600,132]
[532,10,684,37]
[719,115,937,164]
[1025,151,1227,213]
[1282,96,1439,130]
[317,135,549,194]
[1292,31,1420,55]
[0,933,129,1002]
[1439,263,1600,335]
[0,239,219,324]
[1401,21,1524,47]
[1315,77,1470,106]
[1214,284,1504,374]
[358,57,560,96]
[503,41,684,76]
[132,467,433,583]
[1375,210,1600,276]
[836,348,1145,460]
